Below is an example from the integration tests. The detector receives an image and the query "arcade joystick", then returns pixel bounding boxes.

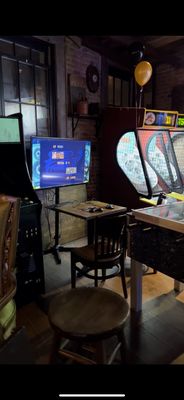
[88,207,96,212]
[105,204,114,209]
[88,207,104,213]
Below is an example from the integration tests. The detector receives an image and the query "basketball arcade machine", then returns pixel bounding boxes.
[168,113,184,201]
[99,107,184,210]
[0,114,45,306]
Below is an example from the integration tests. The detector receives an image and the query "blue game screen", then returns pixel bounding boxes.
[31,136,91,190]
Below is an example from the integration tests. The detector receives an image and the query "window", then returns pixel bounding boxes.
[0,36,56,144]
[108,67,131,107]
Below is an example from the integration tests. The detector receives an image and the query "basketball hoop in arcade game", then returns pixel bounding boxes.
[134,61,153,107]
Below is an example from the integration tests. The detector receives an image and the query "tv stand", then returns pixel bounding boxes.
[44,245,61,264]
[44,243,72,264]
[44,187,75,264]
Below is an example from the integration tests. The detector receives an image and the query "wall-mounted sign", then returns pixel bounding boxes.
[144,109,178,128]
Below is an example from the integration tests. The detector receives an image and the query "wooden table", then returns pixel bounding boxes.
[46,200,127,258]
[48,200,126,220]
[127,201,184,312]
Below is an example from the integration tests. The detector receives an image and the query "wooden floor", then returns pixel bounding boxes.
[16,247,184,365]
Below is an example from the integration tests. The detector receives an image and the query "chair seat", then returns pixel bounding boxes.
[72,245,121,264]
[49,287,129,340]
[71,244,96,262]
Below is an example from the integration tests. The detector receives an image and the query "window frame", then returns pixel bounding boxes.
[0,35,57,140]
[108,66,132,107]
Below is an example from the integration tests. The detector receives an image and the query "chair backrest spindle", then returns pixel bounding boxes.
[94,214,127,261]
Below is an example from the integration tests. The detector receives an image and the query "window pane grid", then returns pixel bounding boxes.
[0,37,52,141]
[108,75,130,107]
[15,44,31,62]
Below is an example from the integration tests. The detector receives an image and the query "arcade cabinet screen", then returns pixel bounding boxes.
[31,136,91,190]
[0,117,20,143]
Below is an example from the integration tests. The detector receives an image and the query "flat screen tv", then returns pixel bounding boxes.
[31,136,91,190]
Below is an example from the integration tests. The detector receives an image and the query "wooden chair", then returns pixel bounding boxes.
[0,195,20,343]
[48,286,129,364]
[70,214,128,298]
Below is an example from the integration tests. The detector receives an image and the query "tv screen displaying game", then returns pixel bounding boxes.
[0,117,21,143]
[31,136,91,190]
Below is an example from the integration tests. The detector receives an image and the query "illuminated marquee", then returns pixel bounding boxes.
[144,109,178,128]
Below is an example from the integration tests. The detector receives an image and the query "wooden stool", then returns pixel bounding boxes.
[48,287,129,364]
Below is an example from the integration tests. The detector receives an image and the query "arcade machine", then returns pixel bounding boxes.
[0,113,45,306]
[99,107,184,210]
[168,113,184,201]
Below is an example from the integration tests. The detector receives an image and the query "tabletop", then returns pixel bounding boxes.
[47,200,127,220]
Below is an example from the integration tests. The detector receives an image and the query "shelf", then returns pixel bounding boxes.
[68,113,99,119]
[68,113,101,136]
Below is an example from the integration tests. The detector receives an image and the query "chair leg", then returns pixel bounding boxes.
[120,257,128,299]
[95,341,106,364]
[102,268,106,282]
[50,331,61,364]
[71,254,76,288]
[117,329,127,363]
[94,269,98,287]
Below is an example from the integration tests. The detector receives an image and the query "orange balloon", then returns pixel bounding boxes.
[134,61,152,86]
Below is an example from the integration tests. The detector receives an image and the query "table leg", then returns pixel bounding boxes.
[130,258,143,312]
[77,219,95,278]
[87,219,95,244]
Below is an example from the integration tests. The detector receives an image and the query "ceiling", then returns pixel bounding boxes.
[81,36,184,70]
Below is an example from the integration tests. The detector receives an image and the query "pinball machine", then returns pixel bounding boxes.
[99,107,184,210]
[0,113,45,306]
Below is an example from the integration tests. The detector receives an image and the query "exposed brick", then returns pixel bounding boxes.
[66,37,101,200]
[155,63,184,112]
